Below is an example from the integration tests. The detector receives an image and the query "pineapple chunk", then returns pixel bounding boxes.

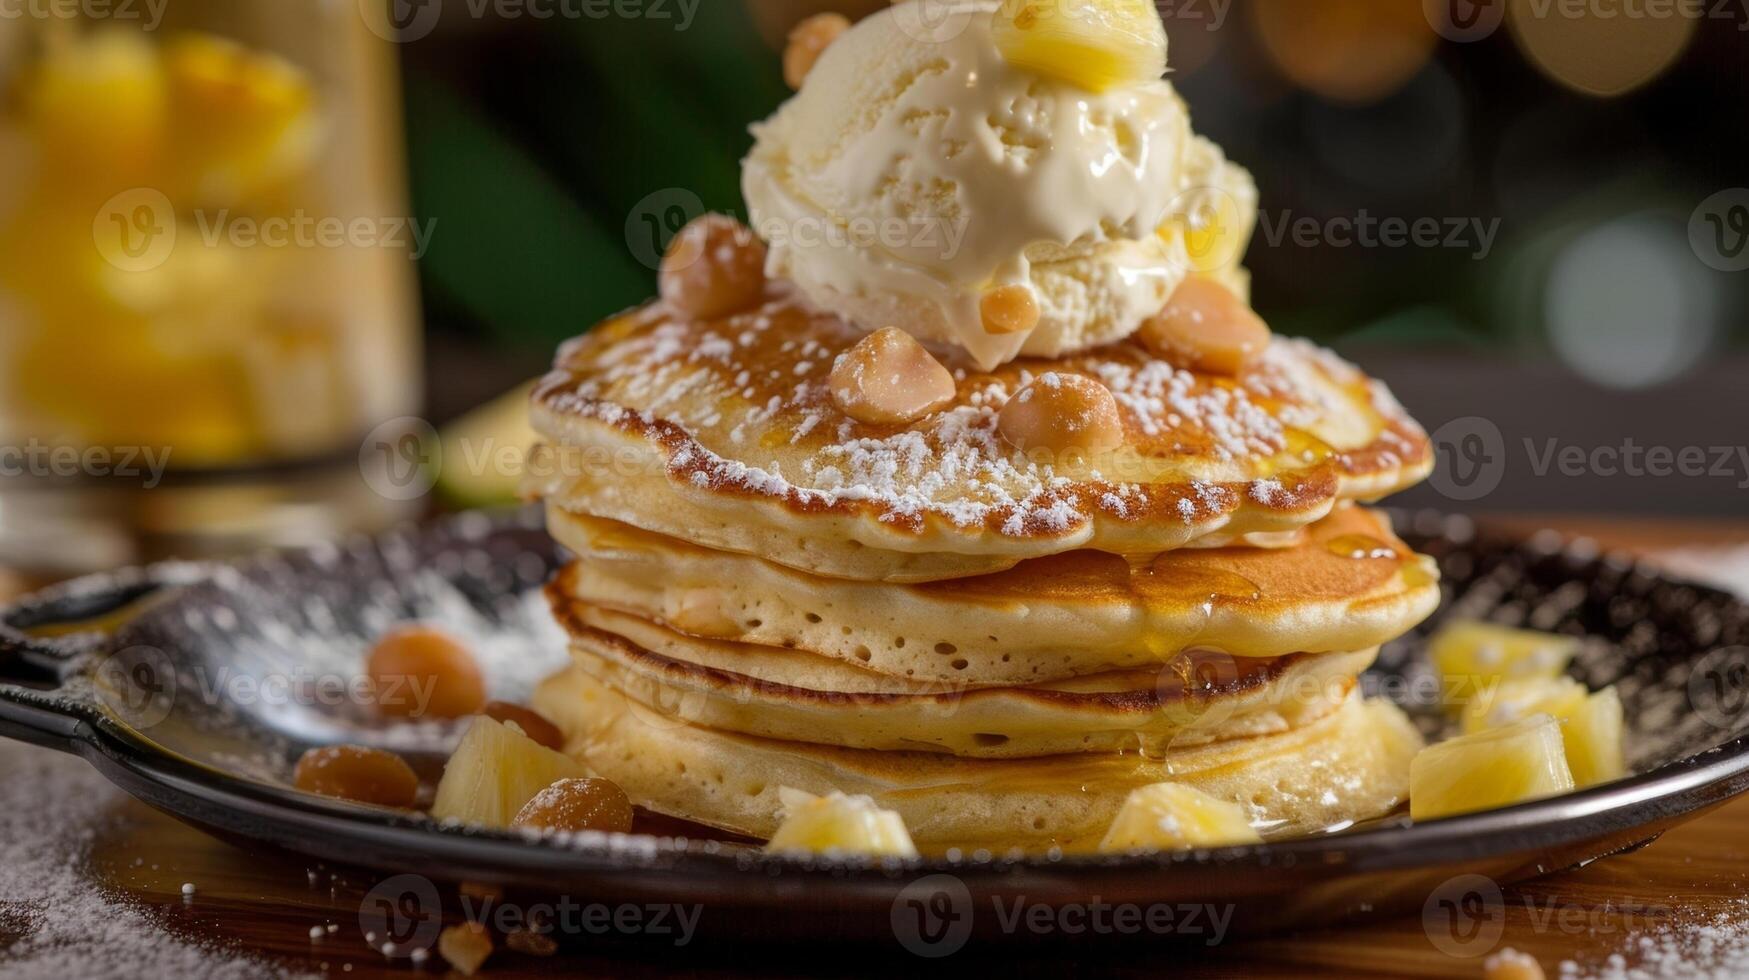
[1430,621,1578,711]
[437,382,538,508]
[993,0,1168,92]
[431,717,589,828]
[1460,678,1626,789]
[163,32,320,204]
[1410,714,1575,822]
[22,28,168,185]
[1460,676,1589,735]
[1099,783,1262,852]
[765,788,919,858]
[1563,687,1625,788]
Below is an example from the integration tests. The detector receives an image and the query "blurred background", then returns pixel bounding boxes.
[0,0,1745,582]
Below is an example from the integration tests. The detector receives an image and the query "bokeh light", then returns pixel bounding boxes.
[1251,0,1438,104]
[1508,0,1697,97]
[1545,215,1718,389]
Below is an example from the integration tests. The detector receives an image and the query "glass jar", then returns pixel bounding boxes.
[0,1,422,575]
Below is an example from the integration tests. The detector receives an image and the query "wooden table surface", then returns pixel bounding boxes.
[6,515,1749,979]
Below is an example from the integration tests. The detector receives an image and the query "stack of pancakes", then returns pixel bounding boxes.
[526,297,1440,853]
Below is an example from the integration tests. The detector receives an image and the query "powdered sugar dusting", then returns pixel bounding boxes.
[1560,901,1749,979]
[536,299,1423,538]
[0,741,310,979]
[1249,478,1285,505]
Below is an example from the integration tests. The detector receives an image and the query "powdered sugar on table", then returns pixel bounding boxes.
[0,740,311,979]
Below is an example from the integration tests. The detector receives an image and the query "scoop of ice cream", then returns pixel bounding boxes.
[742,0,1256,369]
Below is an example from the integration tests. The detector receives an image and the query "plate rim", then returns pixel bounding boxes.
[3,507,1748,885]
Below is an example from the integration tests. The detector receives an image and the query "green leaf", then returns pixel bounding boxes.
[404,68,647,348]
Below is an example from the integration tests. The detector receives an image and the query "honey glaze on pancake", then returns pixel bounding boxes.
[925,504,1424,607]
[549,604,1370,758]
[532,292,1431,541]
[546,581,1307,705]
[546,504,1442,681]
[555,503,1420,613]
[872,695,1405,804]
[532,669,1424,852]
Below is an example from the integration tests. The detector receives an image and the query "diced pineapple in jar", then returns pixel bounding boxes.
[163,32,319,204]
[21,28,168,188]
[1410,714,1575,822]
[1099,783,1262,852]
[993,0,1167,92]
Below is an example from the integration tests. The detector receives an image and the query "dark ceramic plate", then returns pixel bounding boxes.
[3,507,1749,948]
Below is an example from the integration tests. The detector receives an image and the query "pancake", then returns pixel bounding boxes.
[549,592,1374,758]
[546,504,1438,684]
[526,294,1432,583]
[533,668,1423,853]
